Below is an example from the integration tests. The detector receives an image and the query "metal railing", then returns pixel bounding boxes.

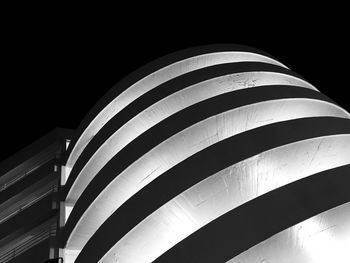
[0,220,56,263]
[0,144,58,193]
[0,183,57,224]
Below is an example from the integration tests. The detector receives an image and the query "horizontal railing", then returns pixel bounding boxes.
[0,144,58,193]
[0,183,57,224]
[0,220,56,263]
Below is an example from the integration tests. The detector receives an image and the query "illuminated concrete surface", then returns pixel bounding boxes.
[227,201,350,263]
[66,71,316,204]
[100,135,350,263]
[65,51,287,179]
[66,99,348,250]
[59,45,350,263]
[2,45,349,263]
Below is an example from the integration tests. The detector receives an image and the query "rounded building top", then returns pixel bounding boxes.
[64,44,288,173]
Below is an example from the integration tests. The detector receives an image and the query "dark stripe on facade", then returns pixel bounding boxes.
[74,117,350,263]
[64,44,281,163]
[64,61,308,197]
[153,164,350,263]
[62,86,334,244]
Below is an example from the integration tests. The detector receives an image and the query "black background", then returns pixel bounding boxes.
[1,13,349,162]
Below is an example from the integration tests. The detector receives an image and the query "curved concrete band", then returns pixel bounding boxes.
[61,45,350,263]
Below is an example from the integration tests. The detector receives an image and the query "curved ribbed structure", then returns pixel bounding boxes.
[61,44,350,263]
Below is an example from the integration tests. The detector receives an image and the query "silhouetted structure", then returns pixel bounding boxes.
[0,129,71,263]
[1,45,350,263]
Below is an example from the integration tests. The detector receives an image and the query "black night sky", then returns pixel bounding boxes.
[1,14,349,163]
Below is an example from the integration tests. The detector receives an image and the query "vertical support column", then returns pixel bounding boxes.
[49,135,67,260]
[57,137,73,262]
[48,160,60,259]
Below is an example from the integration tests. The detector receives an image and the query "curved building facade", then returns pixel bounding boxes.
[60,45,350,263]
